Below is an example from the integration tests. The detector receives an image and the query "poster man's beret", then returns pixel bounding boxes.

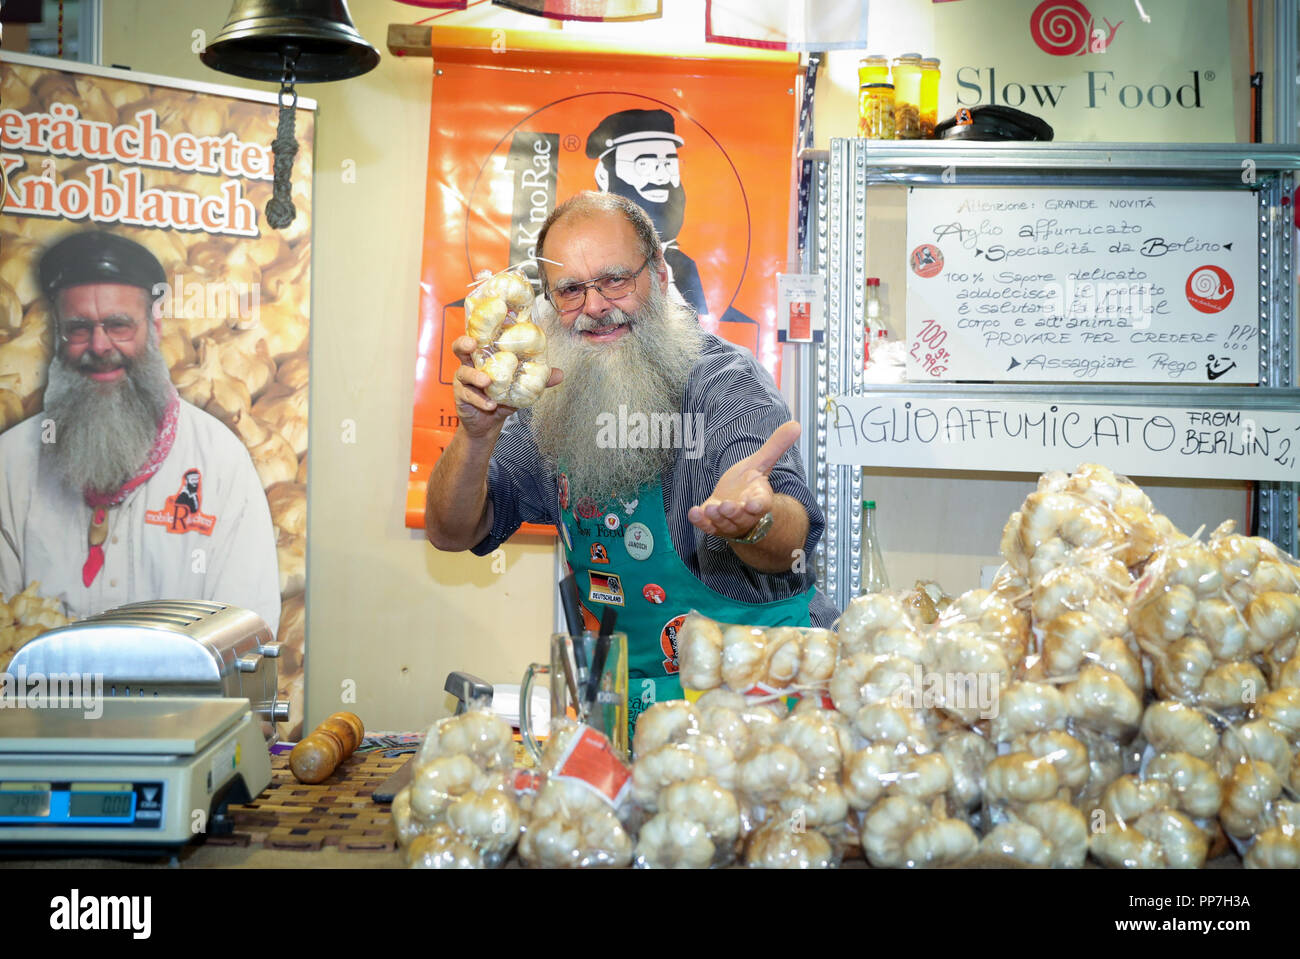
[39,231,166,300]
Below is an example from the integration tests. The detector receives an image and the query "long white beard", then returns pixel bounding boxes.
[42,335,175,496]
[530,277,704,505]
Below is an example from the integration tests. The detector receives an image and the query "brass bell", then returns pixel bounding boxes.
[201,0,379,83]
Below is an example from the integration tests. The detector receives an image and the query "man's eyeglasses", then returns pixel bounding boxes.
[617,155,679,178]
[59,318,140,345]
[547,257,650,314]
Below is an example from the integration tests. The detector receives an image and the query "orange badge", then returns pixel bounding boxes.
[658,613,686,674]
[145,467,217,536]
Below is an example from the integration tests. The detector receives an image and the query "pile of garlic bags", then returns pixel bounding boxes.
[394,463,1298,868]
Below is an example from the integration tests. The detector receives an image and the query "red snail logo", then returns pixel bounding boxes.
[1030,0,1123,56]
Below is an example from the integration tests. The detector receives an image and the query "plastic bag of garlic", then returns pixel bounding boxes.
[391,704,524,868]
[466,266,551,409]
[516,719,638,868]
[677,613,840,706]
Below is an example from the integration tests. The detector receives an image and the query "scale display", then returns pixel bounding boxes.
[0,782,159,828]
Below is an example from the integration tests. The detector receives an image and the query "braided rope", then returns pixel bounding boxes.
[266,75,300,230]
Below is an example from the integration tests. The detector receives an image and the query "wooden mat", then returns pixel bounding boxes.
[206,748,412,854]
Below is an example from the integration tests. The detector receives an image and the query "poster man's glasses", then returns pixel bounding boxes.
[60,318,140,345]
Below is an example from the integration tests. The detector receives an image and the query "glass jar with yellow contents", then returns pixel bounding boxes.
[891,53,923,139]
[858,83,896,140]
[857,55,890,86]
[919,58,941,138]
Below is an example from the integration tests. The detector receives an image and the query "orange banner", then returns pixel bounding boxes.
[406,27,800,530]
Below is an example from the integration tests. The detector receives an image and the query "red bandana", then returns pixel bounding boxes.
[82,392,180,587]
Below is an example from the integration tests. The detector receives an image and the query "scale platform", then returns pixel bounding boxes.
[0,697,271,852]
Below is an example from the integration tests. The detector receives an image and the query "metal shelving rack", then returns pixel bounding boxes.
[802,140,1300,611]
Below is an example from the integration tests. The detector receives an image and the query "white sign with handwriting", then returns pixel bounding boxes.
[828,395,1300,482]
[904,188,1259,384]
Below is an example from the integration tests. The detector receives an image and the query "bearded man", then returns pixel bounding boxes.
[425,193,835,738]
[0,230,280,633]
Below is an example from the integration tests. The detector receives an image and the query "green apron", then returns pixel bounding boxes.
[556,470,814,749]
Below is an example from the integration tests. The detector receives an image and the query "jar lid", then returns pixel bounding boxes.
[867,277,881,286]
[860,55,889,63]
[863,500,876,509]
[920,58,941,67]
[895,53,922,62]
[861,82,895,89]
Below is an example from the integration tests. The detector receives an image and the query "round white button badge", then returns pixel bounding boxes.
[624,522,654,560]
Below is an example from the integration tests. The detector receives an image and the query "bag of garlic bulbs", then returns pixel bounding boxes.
[677,611,838,707]
[736,703,854,868]
[1131,522,1300,720]
[517,719,637,868]
[392,703,523,868]
[1001,464,1180,589]
[626,698,748,868]
[465,265,551,409]
[1208,689,1300,867]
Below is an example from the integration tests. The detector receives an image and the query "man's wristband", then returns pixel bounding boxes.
[720,510,774,546]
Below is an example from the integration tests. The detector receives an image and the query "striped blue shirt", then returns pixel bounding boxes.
[471,334,840,628]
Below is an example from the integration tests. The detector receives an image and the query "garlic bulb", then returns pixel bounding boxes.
[266,481,307,537]
[481,351,519,402]
[0,377,24,432]
[229,408,298,489]
[176,338,252,429]
[494,320,546,357]
[499,360,550,408]
[276,351,309,390]
[212,328,276,400]
[252,384,308,457]
[467,298,508,347]
[159,323,196,370]
[256,301,309,360]
[0,238,44,305]
[276,592,305,675]
[276,529,306,598]
[0,279,21,337]
[0,316,52,407]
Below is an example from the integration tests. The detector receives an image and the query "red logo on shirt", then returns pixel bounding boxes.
[574,497,600,520]
[145,467,217,535]
[659,614,686,674]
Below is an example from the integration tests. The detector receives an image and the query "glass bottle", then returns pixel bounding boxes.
[864,276,882,367]
[891,54,923,139]
[919,58,941,138]
[861,500,889,593]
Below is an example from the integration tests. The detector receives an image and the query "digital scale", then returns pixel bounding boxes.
[0,697,271,853]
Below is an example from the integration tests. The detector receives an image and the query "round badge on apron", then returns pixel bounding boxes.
[625,522,653,560]
[604,513,620,531]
